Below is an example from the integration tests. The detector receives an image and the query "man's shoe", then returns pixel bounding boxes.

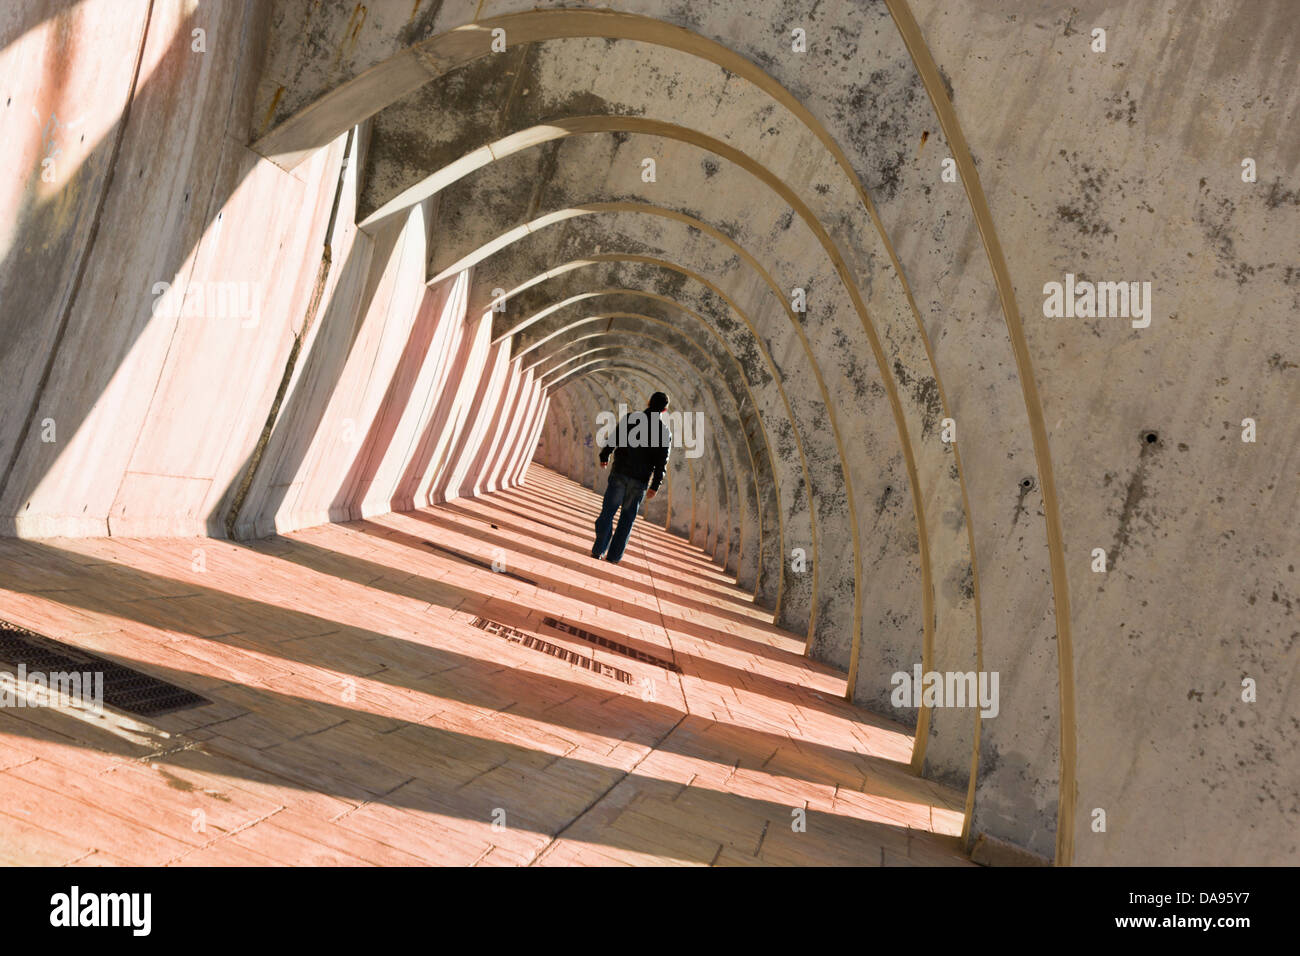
[607,558,620,565]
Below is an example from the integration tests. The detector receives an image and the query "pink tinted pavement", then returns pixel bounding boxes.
[0,466,969,866]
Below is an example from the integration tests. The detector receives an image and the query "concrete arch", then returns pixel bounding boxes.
[3,0,1288,869]
[258,14,1060,837]
[513,288,792,637]
[494,247,918,688]
[253,26,1013,790]
[451,198,937,690]
[347,37,967,718]
[1,0,1065,860]
[356,80,958,735]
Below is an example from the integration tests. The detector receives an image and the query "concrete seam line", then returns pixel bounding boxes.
[527,713,688,866]
[884,0,1078,866]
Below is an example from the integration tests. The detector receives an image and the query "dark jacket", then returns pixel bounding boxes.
[600,410,672,491]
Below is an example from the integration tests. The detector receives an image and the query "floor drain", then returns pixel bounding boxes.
[0,621,210,718]
[421,541,538,586]
[541,617,681,672]
[469,617,632,684]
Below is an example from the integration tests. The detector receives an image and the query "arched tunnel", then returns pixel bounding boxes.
[0,0,1294,870]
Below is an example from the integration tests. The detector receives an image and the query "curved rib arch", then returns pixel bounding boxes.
[351,48,969,769]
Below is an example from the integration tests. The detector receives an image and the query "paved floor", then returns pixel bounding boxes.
[0,467,970,866]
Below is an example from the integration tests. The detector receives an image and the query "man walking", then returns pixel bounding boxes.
[591,391,673,564]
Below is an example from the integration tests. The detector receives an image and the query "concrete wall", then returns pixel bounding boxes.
[909,0,1299,866]
[0,0,543,545]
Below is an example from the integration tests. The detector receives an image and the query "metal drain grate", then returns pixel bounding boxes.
[469,617,632,684]
[542,617,681,672]
[0,621,210,718]
[421,541,538,586]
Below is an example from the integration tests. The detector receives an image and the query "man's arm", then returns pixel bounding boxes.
[598,414,624,467]
[648,426,671,492]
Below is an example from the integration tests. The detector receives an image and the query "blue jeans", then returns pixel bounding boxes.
[592,471,647,562]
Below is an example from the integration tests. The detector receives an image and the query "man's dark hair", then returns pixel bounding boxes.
[648,391,670,412]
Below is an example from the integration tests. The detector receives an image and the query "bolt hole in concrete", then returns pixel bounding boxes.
[1143,430,1159,445]
[1020,477,1036,491]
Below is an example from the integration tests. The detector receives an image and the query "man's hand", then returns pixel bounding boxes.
[599,460,607,469]
[646,489,656,499]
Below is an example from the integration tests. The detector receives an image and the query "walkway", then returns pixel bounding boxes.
[0,467,970,866]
